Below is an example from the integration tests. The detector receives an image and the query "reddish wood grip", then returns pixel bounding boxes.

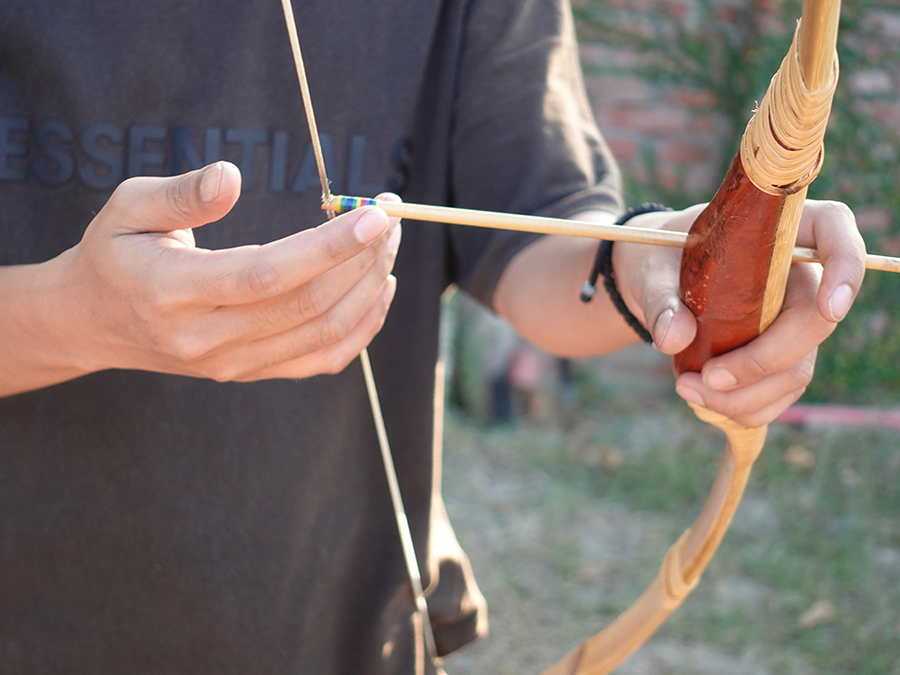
[673,155,786,375]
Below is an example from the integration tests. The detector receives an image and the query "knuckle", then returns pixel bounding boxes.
[716,398,743,423]
[826,199,854,221]
[323,351,356,375]
[162,333,210,364]
[294,284,330,320]
[105,182,130,213]
[797,356,815,384]
[314,315,350,348]
[793,353,817,388]
[163,175,196,223]
[744,351,775,380]
[316,229,347,264]
[207,364,241,383]
[734,411,765,429]
[132,285,182,327]
[242,261,285,298]
[106,176,147,210]
[199,357,253,383]
[143,283,182,312]
[809,199,852,226]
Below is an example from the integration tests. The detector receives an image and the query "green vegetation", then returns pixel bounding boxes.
[574,0,900,404]
[442,399,900,674]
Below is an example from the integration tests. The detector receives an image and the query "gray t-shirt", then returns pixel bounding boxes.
[0,0,620,673]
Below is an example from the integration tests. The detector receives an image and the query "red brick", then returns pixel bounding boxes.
[752,0,777,12]
[859,101,900,136]
[656,168,680,191]
[692,114,719,133]
[658,141,711,163]
[855,207,892,234]
[664,0,691,20]
[881,236,900,257]
[665,87,718,108]
[606,0,657,12]
[607,137,640,162]
[603,105,690,134]
[584,75,653,106]
[866,101,900,123]
[717,4,738,23]
[685,165,723,195]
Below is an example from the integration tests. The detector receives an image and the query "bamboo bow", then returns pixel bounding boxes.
[280,0,865,673]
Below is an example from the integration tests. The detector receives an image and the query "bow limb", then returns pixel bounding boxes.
[542,1,841,673]
[543,414,766,675]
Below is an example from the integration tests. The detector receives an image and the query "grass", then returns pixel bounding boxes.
[440,387,900,674]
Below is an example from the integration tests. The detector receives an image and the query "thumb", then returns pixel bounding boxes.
[615,208,700,354]
[645,295,696,355]
[103,161,242,234]
[615,242,696,354]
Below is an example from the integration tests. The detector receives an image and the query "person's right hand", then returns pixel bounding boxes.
[5,161,400,394]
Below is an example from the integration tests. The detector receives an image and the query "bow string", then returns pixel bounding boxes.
[277,0,443,669]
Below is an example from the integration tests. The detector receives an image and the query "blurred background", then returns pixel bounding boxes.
[438,1,900,673]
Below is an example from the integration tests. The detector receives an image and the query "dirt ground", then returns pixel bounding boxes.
[439,419,785,675]
[438,346,803,675]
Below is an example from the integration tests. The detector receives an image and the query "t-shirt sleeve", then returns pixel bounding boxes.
[447,0,623,306]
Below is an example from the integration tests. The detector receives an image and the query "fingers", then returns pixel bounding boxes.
[104,161,243,234]
[197,274,398,382]
[157,205,394,307]
[105,163,398,309]
[67,163,405,382]
[197,225,402,353]
[234,276,398,381]
[675,264,824,427]
[205,197,404,378]
[672,198,865,427]
[675,359,811,429]
[797,200,866,322]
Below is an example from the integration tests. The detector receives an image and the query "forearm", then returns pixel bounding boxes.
[493,228,643,358]
[0,253,94,397]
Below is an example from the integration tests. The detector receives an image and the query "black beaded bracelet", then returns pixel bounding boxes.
[580,202,671,344]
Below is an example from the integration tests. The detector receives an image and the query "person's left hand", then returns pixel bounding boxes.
[612,200,866,428]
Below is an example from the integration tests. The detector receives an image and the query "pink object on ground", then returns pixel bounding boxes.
[776,404,900,431]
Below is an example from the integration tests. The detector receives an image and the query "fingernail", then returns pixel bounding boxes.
[676,385,704,407]
[383,275,398,305]
[200,163,221,203]
[705,368,737,391]
[654,308,674,345]
[387,225,402,254]
[353,210,388,244]
[828,283,853,321]
[387,274,397,306]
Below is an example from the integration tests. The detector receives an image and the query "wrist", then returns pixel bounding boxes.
[0,253,98,396]
[581,203,670,344]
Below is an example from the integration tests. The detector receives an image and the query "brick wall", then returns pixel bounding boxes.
[575,0,900,248]
[581,46,730,197]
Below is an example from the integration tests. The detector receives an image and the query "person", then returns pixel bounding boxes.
[0,0,865,673]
